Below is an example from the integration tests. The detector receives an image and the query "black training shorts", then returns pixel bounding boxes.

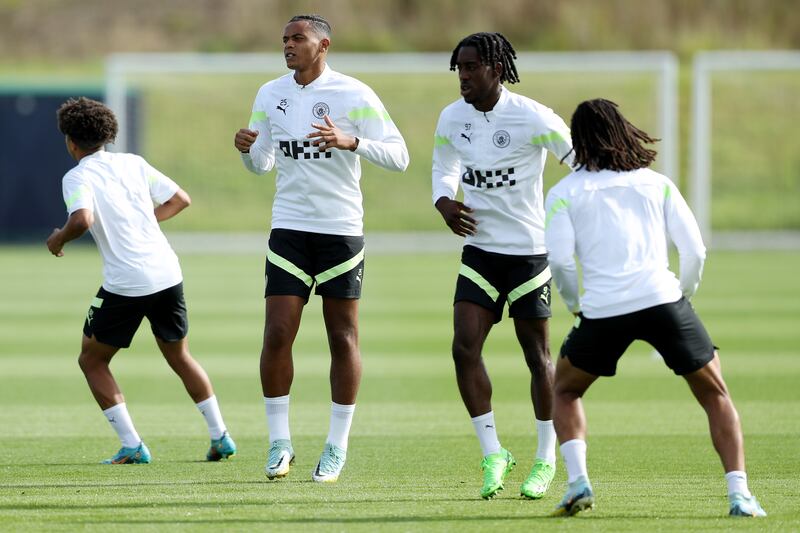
[265,228,365,301]
[455,245,552,323]
[83,283,188,348]
[561,297,715,376]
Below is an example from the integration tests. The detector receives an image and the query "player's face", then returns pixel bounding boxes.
[282,21,327,72]
[455,46,501,110]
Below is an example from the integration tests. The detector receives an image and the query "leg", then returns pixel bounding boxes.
[261,295,305,397]
[322,297,361,405]
[551,354,598,515]
[155,336,213,403]
[78,334,122,409]
[514,318,554,421]
[452,301,495,417]
[515,317,559,499]
[552,354,597,443]
[682,352,744,472]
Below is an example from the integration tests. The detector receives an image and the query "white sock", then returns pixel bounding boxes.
[560,439,588,483]
[535,418,557,466]
[196,395,227,440]
[103,402,141,448]
[471,411,502,457]
[725,470,752,498]
[264,395,291,442]
[327,402,356,450]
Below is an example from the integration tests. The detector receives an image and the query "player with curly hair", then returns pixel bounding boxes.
[48,97,236,465]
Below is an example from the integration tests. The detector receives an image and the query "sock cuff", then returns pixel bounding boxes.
[560,439,586,451]
[725,470,747,480]
[102,402,127,416]
[535,418,554,427]
[470,411,494,424]
[331,402,356,414]
[264,395,290,406]
[196,395,217,409]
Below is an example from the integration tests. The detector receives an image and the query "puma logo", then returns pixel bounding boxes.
[461,133,472,143]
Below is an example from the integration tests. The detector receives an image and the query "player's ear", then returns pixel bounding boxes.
[493,61,503,79]
[319,38,330,53]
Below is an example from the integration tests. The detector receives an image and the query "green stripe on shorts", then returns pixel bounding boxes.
[267,249,313,287]
[459,264,500,302]
[507,266,552,305]
[316,248,365,285]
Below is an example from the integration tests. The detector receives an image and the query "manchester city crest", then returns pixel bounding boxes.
[493,130,511,148]
[312,102,330,119]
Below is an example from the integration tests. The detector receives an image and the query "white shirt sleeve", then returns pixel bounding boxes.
[241,98,276,175]
[431,113,461,204]
[350,90,409,172]
[531,106,575,168]
[664,182,706,299]
[142,159,180,204]
[545,189,580,313]
[62,172,94,215]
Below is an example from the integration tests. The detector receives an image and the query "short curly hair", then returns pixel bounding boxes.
[57,97,118,150]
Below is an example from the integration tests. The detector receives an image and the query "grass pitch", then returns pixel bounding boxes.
[0,245,798,531]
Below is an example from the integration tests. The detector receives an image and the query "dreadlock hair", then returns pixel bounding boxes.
[570,99,659,172]
[57,97,118,151]
[288,14,331,39]
[449,32,520,84]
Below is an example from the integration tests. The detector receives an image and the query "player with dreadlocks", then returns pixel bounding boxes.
[432,32,574,500]
[545,99,766,518]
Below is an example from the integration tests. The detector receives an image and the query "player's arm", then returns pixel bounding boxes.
[544,191,580,313]
[664,181,706,299]
[532,107,575,168]
[432,123,476,237]
[154,188,191,222]
[47,208,93,257]
[238,99,276,175]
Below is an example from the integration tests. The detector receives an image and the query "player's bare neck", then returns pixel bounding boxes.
[294,61,326,87]
[472,86,502,113]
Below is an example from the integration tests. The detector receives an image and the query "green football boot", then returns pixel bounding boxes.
[479,448,516,499]
[520,459,555,499]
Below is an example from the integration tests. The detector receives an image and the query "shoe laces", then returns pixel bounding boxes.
[318,443,345,474]
[527,461,554,484]
[268,439,292,465]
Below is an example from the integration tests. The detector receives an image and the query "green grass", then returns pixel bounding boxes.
[1,246,799,531]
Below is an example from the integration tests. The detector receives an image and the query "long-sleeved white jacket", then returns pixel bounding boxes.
[545,167,706,318]
[242,64,409,236]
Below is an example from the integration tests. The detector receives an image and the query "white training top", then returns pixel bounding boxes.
[241,64,409,236]
[431,86,574,255]
[62,151,182,297]
[544,167,706,318]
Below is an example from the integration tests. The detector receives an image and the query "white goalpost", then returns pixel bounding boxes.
[690,50,800,248]
[105,51,679,178]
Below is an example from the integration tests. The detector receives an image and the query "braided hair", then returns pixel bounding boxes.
[570,99,659,172]
[288,14,331,38]
[449,32,520,84]
[57,97,118,151]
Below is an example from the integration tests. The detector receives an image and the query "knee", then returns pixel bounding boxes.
[327,326,358,357]
[452,335,480,367]
[78,350,101,373]
[264,320,298,351]
[554,381,584,402]
[524,348,553,375]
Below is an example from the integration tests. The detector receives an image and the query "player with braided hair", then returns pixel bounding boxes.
[432,33,574,500]
[545,99,766,518]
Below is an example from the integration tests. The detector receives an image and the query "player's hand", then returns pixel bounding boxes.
[46,228,65,257]
[307,115,357,152]
[435,197,477,237]
[234,128,258,153]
